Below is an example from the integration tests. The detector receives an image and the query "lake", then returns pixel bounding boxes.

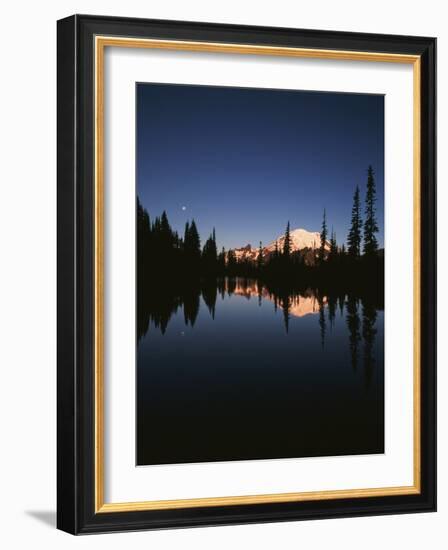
[137,278,384,465]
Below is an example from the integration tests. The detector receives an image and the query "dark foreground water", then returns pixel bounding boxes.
[137,279,384,465]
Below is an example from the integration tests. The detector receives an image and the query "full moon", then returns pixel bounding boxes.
[181,206,186,211]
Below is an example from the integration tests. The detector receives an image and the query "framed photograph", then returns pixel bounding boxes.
[57,15,436,534]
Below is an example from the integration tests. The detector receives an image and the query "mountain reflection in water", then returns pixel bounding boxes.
[231,280,326,318]
[137,277,384,465]
[137,277,338,339]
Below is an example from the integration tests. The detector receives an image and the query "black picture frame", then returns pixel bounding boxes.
[57,14,436,535]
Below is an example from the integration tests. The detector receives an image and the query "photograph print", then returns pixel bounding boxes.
[136,83,384,466]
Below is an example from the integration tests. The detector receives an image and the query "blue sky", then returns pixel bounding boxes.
[137,83,384,251]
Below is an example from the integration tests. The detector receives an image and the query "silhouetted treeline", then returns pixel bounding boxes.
[222,165,383,294]
[137,165,383,343]
[137,165,383,299]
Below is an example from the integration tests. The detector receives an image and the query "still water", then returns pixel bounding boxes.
[137,278,384,465]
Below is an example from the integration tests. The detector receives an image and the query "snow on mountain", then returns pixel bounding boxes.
[232,244,258,262]
[265,228,323,253]
[231,228,329,262]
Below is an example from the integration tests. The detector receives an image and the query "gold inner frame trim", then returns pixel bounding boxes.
[94,35,422,513]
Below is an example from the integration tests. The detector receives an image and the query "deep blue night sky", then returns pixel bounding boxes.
[137,83,384,251]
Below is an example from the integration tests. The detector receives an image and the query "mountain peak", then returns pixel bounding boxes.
[265,228,323,252]
[231,227,329,263]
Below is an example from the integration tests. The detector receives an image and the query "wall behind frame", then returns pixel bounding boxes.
[0,1,443,548]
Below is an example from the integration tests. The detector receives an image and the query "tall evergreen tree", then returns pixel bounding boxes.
[227,248,237,274]
[217,246,226,273]
[159,210,174,251]
[148,210,176,274]
[184,219,201,271]
[283,221,292,259]
[347,185,362,258]
[137,197,151,246]
[319,209,328,262]
[190,220,201,257]
[363,166,379,256]
[202,228,218,275]
[160,210,170,234]
[257,241,264,271]
[184,221,190,244]
[329,227,338,260]
[136,197,151,276]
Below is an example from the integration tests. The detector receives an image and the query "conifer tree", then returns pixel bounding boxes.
[283,221,292,259]
[151,216,159,241]
[202,228,218,275]
[160,210,170,234]
[159,211,173,251]
[184,219,201,271]
[227,249,237,274]
[136,197,151,276]
[217,246,226,273]
[148,210,175,274]
[136,197,151,245]
[172,231,181,254]
[329,227,338,260]
[212,228,217,259]
[347,185,362,258]
[319,209,328,262]
[363,166,379,256]
[257,241,264,272]
[184,221,190,244]
[189,220,201,258]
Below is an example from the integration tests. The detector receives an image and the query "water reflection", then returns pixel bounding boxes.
[362,301,378,390]
[137,277,384,465]
[138,278,337,338]
[137,276,381,384]
[346,296,361,371]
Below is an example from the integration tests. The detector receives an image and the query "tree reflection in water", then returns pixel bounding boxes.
[138,277,381,383]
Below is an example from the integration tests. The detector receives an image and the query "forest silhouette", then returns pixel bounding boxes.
[137,166,383,347]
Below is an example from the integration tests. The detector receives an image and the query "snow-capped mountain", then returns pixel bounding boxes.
[231,228,329,263]
[266,228,323,253]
